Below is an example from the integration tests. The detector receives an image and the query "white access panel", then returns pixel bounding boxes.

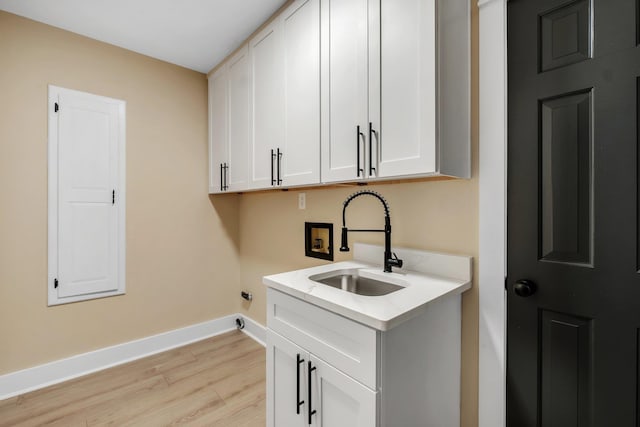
[48,85,126,305]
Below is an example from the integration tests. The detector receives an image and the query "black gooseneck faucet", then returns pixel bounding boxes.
[339,190,403,273]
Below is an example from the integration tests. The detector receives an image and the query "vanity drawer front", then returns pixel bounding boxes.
[267,288,377,389]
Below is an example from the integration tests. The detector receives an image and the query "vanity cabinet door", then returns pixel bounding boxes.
[309,355,377,427]
[267,330,308,427]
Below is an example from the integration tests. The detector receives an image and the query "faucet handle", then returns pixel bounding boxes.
[389,252,403,269]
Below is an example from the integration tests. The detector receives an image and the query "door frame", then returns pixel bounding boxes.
[478,0,507,426]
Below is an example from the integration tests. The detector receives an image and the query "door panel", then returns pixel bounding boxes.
[55,90,122,300]
[250,23,284,189]
[539,90,592,265]
[378,0,436,178]
[320,0,369,182]
[508,0,640,425]
[267,331,307,427]
[310,355,376,427]
[540,310,592,427]
[282,0,320,186]
[208,65,228,193]
[539,0,591,72]
[227,47,250,191]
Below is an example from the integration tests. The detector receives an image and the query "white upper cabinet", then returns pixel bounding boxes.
[249,21,284,189]
[249,0,320,189]
[281,0,320,187]
[320,0,370,183]
[377,0,437,177]
[321,0,470,183]
[227,47,250,191]
[208,64,228,193]
[208,0,469,192]
[208,47,250,193]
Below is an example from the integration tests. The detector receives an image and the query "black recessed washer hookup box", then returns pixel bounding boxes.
[305,222,333,261]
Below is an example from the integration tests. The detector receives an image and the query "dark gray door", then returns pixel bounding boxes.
[507,0,640,425]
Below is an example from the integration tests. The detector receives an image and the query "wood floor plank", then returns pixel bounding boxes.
[0,331,266,426]
[214,360,266,401]
[0,396,17,411]
[165,340,263,386]
[2,375,168,427]
[182,373,266,427]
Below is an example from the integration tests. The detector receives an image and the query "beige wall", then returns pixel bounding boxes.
[0,11,242,375]
[237,2,480,426]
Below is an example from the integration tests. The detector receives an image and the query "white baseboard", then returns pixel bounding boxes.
[239,315,266,346]
[0,313,265,400]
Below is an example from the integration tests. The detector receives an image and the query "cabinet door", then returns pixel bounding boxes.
[208,64,228,194]
[227,46,250,191]
[281,0,320,187]
[267,330,308,427]
[377,0,437,177]
[249,21,284,189]
[320,0,369,183]
[310,355,377,427]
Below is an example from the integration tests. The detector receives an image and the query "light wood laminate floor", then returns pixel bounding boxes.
[0,330,266,426]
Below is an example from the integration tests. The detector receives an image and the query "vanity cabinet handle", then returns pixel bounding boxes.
[356,126,365,177]
[307,361,317,424]
[296,354,305,414]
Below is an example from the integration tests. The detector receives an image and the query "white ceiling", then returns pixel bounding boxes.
[0,0,287,73]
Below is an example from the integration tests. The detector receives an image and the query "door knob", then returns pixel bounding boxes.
[514,279,537,297]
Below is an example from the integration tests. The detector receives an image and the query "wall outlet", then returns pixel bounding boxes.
[298,193,306,210]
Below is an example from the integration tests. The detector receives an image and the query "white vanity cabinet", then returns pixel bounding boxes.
[268,330,376,427]
[320,0,470,183]
[266,286,463,426]
[248,0,320,190]
[208,46,250,193]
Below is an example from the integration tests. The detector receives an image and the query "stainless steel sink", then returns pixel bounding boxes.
[309,269,404,296]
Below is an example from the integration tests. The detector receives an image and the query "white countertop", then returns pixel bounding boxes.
[263,243,473,331]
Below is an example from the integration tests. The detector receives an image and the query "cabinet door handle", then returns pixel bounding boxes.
[223,163,229,191]
[277,148,283,185]
[369,122,377,176]
[271,149,276,186]
[356,126,365,177]
[220,163,224,192]
[296,354,305,414]
[307,360,317,424]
